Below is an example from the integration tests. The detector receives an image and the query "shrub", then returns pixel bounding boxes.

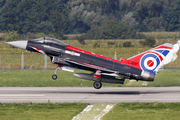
[123,42,133,47]
[107,41,115,45]
[139,37,156,47]
[78,38,86,45]
[78,35,86,45]
[93,42,100,48]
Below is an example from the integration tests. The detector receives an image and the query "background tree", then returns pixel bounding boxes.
[50,10,65,36]
[0,0,69,37]
[5,31,19,42]
[163,0,180,31]
[1,0,180,37]
[139,37,156,47]
[86,21,139,39]
[0,0,5,8]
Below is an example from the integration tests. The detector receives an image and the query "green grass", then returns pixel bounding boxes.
[103,103,180,120]
[0,70,125,87]
[141,32,180,39]
[0,103,88,120]
[0,70,180,87]
[1,102,180,120]
[148,70,180,87]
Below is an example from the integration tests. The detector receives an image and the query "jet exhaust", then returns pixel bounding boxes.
[140,71,155,81]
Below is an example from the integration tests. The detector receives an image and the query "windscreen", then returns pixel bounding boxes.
[31,38,44,43]
[31,37,69,46]
[44,37,69,46]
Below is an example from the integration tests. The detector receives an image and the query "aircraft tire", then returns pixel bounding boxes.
[52,74,57,80]
[93,81,102,89]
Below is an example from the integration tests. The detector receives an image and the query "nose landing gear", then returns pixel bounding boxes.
[52,74,57,80]
[52,65,61,80]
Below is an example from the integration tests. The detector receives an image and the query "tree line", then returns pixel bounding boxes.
[1,0,180,39]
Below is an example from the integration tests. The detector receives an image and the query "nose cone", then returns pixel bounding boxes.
[7,41,28,50]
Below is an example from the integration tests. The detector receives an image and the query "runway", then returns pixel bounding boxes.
[0,87,180,104]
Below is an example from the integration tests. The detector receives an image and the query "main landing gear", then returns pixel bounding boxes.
[52,65,60,80]
[93,81,102,89]
[93,70,102,89]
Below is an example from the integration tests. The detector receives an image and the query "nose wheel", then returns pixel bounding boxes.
[52,65,61,80]
[52,74,57,80]
[93,81,102,89]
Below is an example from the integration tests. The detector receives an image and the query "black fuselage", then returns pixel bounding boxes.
[26,39,143,79]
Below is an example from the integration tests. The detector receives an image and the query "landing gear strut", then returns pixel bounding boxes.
[93,81,102,89]
[52,65,60,80]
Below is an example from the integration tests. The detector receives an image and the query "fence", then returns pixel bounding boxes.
[0,52,178,70]
[20,52,49,70]
[0,52,56,70]
[0,52,118,70]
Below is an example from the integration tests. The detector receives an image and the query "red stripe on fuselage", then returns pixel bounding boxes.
[65,45,123,63]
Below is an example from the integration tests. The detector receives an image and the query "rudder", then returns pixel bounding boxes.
[120,42,180,74]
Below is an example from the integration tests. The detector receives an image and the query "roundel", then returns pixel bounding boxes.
[140,53,161,72]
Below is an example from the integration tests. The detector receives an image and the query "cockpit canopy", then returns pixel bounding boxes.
[31,37,69,46]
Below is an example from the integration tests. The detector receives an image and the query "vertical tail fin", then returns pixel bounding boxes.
[121,41,180,74]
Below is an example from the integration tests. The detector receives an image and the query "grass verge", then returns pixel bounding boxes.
[103,102,180,120]
[0,70,180,87]
[0,103,88,120]
[0,70,125,87]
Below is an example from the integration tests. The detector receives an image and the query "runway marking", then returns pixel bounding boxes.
[0,94,45,97]
[72,105,94,120]
[72,104,113,120]
[126,80,136,85]
[93,105,114,120]
[142,82,148,86]
[84,105,94,112]
[126,80,148,86]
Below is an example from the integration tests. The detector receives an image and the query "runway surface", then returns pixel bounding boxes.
[0,87,180,104]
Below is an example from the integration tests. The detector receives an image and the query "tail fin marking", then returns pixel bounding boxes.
[140,49,171,74]
[125,43,179,74]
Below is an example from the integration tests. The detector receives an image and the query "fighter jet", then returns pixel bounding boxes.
[7,37,180,89]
